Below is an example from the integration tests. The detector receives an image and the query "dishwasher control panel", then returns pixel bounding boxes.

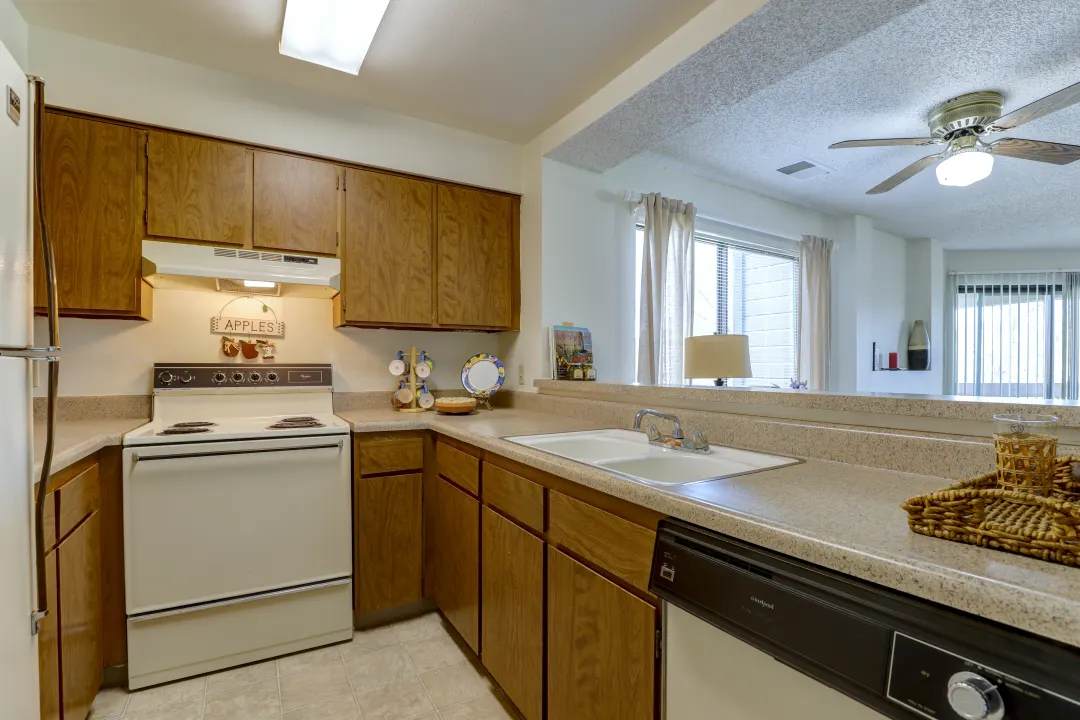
[887,634,1080,719]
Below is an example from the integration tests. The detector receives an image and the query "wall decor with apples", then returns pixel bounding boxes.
[211,296,283,360]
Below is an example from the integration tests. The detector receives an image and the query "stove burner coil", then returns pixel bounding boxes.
[170,421,218,428]
[157,427,213,436]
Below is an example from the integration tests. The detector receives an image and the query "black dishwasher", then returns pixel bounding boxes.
[651,519,1080,719]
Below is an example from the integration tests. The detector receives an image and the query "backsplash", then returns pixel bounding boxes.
[34,288,501,397]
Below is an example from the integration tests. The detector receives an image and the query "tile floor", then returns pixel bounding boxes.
[89,613,521,720]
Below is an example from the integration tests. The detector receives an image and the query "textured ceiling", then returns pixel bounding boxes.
[555,0,1080,249]
[14,0,715,142]
[545,0,931,171]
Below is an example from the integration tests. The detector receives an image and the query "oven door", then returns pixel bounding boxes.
[123,435,352,615]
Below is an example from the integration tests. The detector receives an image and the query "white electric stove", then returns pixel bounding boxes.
[122,364,353,690]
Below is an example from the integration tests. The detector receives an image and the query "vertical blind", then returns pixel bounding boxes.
[948,271,1080,399]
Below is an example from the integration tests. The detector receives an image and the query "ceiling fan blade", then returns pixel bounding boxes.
[993,80,1080,131]
[866,153,943,195]
[990,137,1080,165]
[829,138,935,149]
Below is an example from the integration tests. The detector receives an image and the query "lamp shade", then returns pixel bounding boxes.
[684,334,752,379]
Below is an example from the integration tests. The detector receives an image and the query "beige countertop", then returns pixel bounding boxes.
[339,408,1080,649]
[33,418,148,478]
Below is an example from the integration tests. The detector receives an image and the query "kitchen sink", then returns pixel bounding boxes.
[505,429,800,485]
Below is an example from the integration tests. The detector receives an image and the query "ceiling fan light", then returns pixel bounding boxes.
[280,0,391,74]
[936,150,994,187]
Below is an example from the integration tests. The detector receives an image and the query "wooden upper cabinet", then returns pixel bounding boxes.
[147,131,252,245]
[343,169,434,325]
[253,151,340,255]
[35,113,148,318]
[436,185,514,328]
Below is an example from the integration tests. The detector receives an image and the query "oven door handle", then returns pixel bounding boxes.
[132,440,344,463]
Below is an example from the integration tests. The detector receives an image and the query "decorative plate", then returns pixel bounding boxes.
[461,354,505,397]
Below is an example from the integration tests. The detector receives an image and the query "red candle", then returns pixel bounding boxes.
[888,352,898,369]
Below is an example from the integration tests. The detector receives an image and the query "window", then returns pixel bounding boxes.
[636,228,800,387]
[950,272,1080,399]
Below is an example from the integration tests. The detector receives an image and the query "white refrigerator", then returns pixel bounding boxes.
[0,39,61,720]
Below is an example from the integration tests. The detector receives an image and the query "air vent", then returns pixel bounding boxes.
[211,247,306,264]
[777,160,830,180]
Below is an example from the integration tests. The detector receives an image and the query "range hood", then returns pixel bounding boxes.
[142,241,341,299]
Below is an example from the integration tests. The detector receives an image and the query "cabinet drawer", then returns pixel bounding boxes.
[357,437,424,476]
[436,442,479,495]
[57,463,100,540]
[548,491,656,593]
[482,464,544,533]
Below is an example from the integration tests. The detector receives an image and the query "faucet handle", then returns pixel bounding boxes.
[686,430,710,451]
[645,423,663,443]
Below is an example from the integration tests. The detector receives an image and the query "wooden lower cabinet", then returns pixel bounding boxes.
[355,473,423,615]
[58,512,103,720]
[429,476,480,651]
[547,546,656,720]
[38,551,61,720]
[480,507,544,720]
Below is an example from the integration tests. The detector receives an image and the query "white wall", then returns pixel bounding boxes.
[534,154,831,384]
[0,0,28,69]
[36,290,500,397]
[540,159,636,382]
[28,28,522,193]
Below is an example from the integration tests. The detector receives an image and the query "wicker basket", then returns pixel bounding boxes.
[902,457,1080,566]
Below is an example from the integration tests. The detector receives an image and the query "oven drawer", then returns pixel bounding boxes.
[123,436,352,614]
[127,578,353,689]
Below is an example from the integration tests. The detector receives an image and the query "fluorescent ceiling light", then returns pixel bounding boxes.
[936,150,994,187]
[280,0,391,74]
[243,280,277,289]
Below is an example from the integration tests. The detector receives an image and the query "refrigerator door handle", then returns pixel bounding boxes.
[29,75,60,637]
[0,347,60,360]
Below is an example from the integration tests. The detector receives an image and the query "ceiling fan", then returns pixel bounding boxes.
[828,82,1080,194]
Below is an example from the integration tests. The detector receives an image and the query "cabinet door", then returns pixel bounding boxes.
[38,551,60,720]
[253,151,340,255]
[147,131,252,245]
[355,473,423,615]
[481,507,543,720]
[58,513,102,720]
[436,185,512,328]
[35,113,145,315]
[548,547,656,720]
[430,476,480,651]
[343,169,434,325]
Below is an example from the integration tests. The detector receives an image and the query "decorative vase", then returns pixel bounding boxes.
[908,320,929,371]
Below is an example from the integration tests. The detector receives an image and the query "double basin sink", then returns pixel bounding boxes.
[505,429,799,486]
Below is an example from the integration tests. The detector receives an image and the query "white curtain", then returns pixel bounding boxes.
[636,193,695,385]
[797,235,833,390]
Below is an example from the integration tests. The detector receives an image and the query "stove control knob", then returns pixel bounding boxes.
[265,371,279,383]
[249,372,262,383]
[212,371,227,384]
[157,371,174,385]
[231,371,245,384]
[947,672,1004,720]
[179,372,194,384]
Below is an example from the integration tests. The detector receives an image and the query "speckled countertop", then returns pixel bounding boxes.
[33,418,148,477]
[339,408,1080,649]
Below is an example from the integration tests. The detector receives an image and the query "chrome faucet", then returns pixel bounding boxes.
[633,409,710,452]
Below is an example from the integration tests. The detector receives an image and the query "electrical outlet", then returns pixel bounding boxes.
[518,364,525,386]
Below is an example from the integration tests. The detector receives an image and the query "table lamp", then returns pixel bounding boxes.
[684,334,752,386]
